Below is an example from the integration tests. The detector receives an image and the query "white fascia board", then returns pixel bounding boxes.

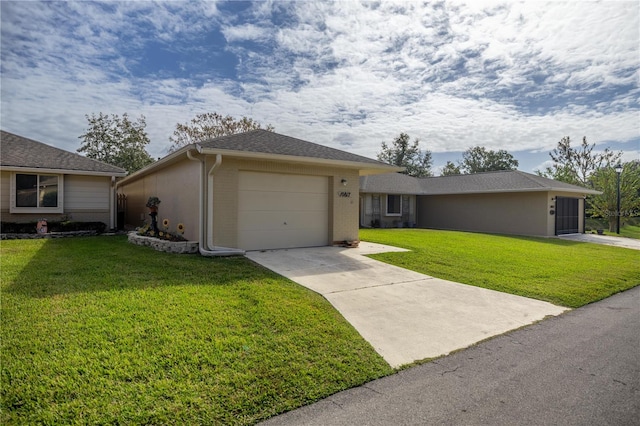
[199,147,403,173]
[0,166,126,177]
[422,187,602,196]
[116,147,190,186]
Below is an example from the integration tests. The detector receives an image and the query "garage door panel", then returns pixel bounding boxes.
[239,173,328,193]
[238,171,329,250]
[239,191,328,212]
[239,228,328,251]
[238,210,327,231]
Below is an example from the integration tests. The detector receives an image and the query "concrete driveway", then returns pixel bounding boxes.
[247,242,567,368]
[558,233,640,250]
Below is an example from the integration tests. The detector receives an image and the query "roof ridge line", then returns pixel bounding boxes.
[513,170,548,189]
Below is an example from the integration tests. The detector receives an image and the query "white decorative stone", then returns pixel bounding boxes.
[127,232,199,254]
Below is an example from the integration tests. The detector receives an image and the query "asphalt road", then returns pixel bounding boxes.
[260,286,640,426]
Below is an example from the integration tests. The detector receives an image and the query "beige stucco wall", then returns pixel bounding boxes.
[360,193,417,228]
[117,155,361,248]
[117,159,200,240]
[0,171,112,224]
[417,191,554,237]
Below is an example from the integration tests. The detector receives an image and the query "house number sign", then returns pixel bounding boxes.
[338,191,351,198]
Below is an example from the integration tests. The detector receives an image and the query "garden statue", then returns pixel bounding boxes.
[146,196,161,234]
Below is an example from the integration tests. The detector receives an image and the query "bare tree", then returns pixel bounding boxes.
[537,136,620,186]
[168,112,274,152]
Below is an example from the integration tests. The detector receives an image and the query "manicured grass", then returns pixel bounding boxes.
[1,237,392,425]
[359,229,639,308]
[619,225,640,239]
[585,218,640,239]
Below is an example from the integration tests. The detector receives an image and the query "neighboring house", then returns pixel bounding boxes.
[0,130,127,228]
[116,130,400,253]
[360,171,601,236]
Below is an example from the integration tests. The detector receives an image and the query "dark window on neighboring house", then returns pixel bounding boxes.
[386,194,401,216]
[16,174,59,208]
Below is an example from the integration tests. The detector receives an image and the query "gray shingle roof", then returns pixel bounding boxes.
[1,130,127,175]
[360,172,424,194]
[198,129,390,166]
[360,170,601,195]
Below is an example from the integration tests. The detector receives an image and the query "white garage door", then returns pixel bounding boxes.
[238,171,329,250]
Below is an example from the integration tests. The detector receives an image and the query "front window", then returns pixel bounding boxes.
[386,194,401,216]
[11,173,63,213]
[16,174,59,207]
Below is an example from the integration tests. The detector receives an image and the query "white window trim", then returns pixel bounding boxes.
[385,194,402,216]
[10,172,64,214]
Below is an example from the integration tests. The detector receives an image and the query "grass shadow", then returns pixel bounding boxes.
[2,236,274,298]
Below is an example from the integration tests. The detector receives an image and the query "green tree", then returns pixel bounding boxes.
[168,112,274,152]
[440,161,462,176]
[537,136,621,186]
[377,133,433,177]
[588,161,640,232]
[460,146,519,174]
[78,113,154,174]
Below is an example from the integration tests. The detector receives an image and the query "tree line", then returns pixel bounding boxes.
[77,113,637,231]
[378,132,638,232]
[77,112,273,174]
[376,132,519,177]
[538,136,638,232]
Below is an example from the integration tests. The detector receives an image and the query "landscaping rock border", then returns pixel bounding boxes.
[127,232,199,254]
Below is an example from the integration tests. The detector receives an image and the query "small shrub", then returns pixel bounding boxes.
[0,221,106,234]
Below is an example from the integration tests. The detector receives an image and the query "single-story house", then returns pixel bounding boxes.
[0,130,127,228]
[360,171,601,236]
[116,130,401,254]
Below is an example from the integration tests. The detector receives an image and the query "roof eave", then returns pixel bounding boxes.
[116,147,189,186]
[198,147,402,174]
[118,144,403,185]
[0,165,127,177]
[421,187,602,196]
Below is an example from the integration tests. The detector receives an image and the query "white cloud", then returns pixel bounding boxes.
[1,0,638,173]
[221,23,270,43]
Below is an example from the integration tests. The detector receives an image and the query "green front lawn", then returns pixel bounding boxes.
[1,237,392,425]
[359,229,639,308]
[619,225,640,239]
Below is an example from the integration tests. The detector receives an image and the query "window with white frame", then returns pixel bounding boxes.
[386,194,402,216]
[11,173,63,213]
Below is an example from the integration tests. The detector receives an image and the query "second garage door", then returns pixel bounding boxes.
[238,171,329,250]
[555,197,579,235]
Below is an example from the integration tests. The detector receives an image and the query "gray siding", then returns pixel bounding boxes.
[417,192,551,236]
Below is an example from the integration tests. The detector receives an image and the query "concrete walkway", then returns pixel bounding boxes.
[247,242,567,368]
[558,233,640,250]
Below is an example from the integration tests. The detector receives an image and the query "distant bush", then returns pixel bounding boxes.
[1,221,107,234]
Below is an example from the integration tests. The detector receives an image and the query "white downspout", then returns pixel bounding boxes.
[187,147,245,257]
[110,176,116,231]
[206,153,222,249]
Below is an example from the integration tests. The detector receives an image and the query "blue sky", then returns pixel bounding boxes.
[1,1,638,174]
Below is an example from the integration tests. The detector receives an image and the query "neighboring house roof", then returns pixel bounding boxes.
[360,170,602,195]
[120,130,401,184]
[1,130,127,176]
[360,172,424,195]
